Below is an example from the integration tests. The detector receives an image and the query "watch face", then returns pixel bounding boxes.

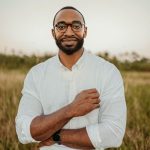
[53,134,60,141]
[52,130,61,144]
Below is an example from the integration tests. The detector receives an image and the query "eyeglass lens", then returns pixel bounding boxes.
[55,21,83,32]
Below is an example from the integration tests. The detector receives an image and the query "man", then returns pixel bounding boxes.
[15,6,126,150]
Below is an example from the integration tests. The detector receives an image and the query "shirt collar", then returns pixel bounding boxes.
[56,49,87,70]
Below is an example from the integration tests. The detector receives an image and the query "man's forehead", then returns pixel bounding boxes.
[54,9,84,24]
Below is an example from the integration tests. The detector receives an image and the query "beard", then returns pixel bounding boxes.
[55,37,84,55]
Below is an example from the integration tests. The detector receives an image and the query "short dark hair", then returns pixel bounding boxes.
[53,6,85,26]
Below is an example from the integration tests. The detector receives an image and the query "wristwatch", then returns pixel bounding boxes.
[52,129,61,145]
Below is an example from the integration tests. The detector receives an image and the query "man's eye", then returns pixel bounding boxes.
[72,23,81,29]
[57,24,66,30]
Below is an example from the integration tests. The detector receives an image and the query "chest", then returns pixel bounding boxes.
[40,68,102,115]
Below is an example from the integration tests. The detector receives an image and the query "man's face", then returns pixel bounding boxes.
[52,9,87,55]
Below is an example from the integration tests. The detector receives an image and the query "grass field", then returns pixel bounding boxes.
[0,69,150,150]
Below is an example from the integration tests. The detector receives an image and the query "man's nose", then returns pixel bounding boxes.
[64,25,74,36]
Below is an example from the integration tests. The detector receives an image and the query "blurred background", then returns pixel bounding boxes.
[0,0,150,149]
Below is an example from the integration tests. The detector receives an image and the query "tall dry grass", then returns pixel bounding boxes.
[0,70,150,150]
[0,70,36,150]
[120,72,150,150]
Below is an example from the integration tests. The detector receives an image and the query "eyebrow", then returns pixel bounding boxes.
[55,20,83,25]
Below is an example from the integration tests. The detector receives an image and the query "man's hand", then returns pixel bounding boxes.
[69,88,100,117]
[38,137,55,149]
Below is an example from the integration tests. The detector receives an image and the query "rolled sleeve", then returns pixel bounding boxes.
[15,115,38,144]
[15,69,43,144]
[86,124,102,148]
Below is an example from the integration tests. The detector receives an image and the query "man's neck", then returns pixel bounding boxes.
[58,48,84,70]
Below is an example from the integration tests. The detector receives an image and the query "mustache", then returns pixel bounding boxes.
[61,38,78,41]
[59,36,80,41]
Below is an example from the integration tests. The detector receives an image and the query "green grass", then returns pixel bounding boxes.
[0,70,150,150]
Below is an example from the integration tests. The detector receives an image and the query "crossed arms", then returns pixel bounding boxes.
[31,89,100,149]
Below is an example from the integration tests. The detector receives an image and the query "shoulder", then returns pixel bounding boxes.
[87,52,118,72]
[25,55,57,82]
[86,52,122,81]
[28,55,57,75]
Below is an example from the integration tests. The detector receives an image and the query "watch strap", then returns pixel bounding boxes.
[52,129,61,145]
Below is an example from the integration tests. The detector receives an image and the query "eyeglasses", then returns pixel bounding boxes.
[54,21,84,33]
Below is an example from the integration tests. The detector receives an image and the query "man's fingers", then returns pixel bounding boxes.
[88,93,100,99]
[94,98,100,104]
[38,139,54,148]
[93,103,100,109]
[88,98,100,104]
[83,88,97,94]
[91,98,100,104]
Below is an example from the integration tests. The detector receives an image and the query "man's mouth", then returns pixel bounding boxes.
[61,38,77,46]
[61,38,78,42]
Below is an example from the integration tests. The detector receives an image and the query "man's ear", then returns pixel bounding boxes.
[83,26,87,38]
[51,29,55,38]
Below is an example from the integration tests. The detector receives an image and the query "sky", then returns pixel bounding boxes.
[0,0,150,57]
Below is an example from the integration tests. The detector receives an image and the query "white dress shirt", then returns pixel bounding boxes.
[15,50,126,150]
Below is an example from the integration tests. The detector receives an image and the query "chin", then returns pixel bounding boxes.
[61,48,80,55]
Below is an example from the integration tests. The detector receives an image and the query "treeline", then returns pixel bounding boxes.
[0,53,53,71]
[98,52,150,72]
[0,52,150,71]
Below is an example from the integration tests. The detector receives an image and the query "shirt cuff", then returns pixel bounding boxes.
[16,115,39,144]
[86,124,102,149]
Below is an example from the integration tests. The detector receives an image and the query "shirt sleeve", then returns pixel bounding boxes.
[15,69,43,144]
[86,64,127,149]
